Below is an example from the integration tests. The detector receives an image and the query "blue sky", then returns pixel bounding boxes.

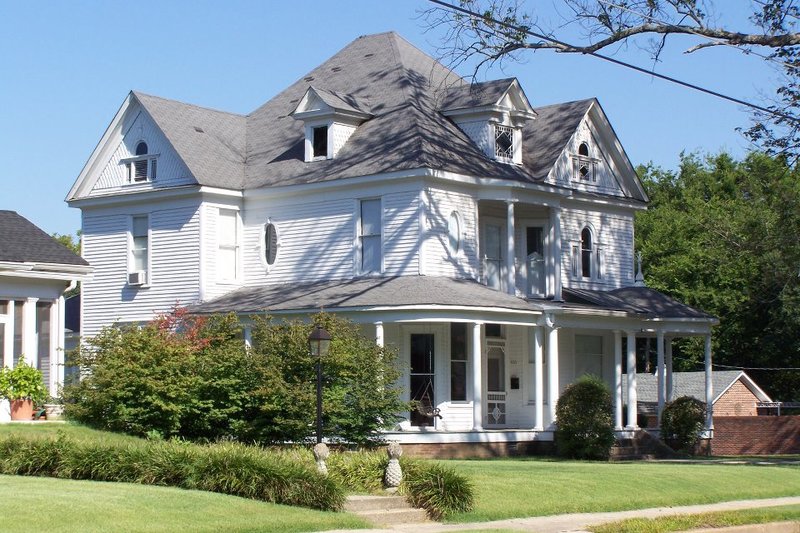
[0,1,774,236]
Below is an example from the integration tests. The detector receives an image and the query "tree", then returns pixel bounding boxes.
[425,0,800,160]
[636,151,800,401]
[51,231,80,255]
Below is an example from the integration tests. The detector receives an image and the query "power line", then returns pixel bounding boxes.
[428,0,800,124]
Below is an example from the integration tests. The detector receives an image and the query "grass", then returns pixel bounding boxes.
[444,457,800,523]
[591,505,800,532]
[0,474,368,533]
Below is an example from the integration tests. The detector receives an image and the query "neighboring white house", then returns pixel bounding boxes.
[0,211,92,420]
[66,32,718,449]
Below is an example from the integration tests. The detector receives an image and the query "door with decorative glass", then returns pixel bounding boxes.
[525,224,547,297]
[481,219,505,291]
[485,340,507,426]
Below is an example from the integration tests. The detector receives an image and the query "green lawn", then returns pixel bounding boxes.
[0,475,368,533]
[445,458,800,522]
[591,505,800,533]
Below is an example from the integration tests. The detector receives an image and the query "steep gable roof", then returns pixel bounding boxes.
[623,371,772,404]
[0,211,89,267]
[134,92,247,189]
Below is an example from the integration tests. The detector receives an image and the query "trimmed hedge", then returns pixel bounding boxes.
[0,433,343,511]
[555,375,615,460]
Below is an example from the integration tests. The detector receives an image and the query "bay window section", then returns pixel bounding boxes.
[450,323,467,402]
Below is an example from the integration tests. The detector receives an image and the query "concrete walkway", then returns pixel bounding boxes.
[326,496,800,533]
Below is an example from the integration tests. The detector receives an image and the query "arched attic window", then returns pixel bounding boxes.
[128,141,157,183]
[574,141,595,181]
[581,227,593,278]
[578,142,589,157]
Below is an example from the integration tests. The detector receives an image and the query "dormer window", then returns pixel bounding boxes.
[312,126,329,159]
[123,141,158,183]
[573,141,596,182]
[494,125,514,162]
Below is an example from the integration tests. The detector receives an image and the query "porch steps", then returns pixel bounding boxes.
[611,430,677,461]
[344,494,429,527]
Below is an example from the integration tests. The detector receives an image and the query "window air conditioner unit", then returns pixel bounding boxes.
[128,271,147,285]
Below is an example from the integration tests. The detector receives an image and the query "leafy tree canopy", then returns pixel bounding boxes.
[636,151,800,401]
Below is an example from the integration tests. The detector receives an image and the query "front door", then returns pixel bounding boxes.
[486,341,507,426]
[482,220,505,291]
[524,224,547,297]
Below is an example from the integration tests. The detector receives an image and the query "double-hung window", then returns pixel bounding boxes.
[218,209,239,281]
[129,215,149,285]
[359,199,381,274]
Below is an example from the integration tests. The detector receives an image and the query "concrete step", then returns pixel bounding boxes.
[344,495,414,513]
[355,507,430,527]
[344,495,429,527]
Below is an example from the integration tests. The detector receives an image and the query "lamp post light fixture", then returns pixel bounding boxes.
[308,324,331,444]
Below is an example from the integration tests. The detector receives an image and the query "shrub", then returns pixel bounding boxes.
[401,460,474,519]
[0,432,343,511]
[555,375,616,460]
[0,360,48,403]
[661,396,706,454]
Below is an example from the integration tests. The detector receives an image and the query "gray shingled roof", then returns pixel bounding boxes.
[132,32,604,195]
[0,211,89,266]
[563,286,714,319]
[622,371,771,404]
[191,276,538,315]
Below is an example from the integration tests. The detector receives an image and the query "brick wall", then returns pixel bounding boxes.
[400,441,555,459]
[715,380,759,416]
[712,416,800,455]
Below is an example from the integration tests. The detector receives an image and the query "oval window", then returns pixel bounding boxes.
[448,212,460,254]
[264,222,278,265]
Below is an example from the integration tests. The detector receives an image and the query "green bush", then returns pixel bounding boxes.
[0,432,343,511]
[661,396,706,454]
[0,360,48,403]
[401,460,474,519]
[555,375,616,460]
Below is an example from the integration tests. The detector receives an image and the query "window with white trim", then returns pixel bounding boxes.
[573,141,596,181]
[126,141,158,183]
[264,221,278,266]
[218,209,239,281]
[571,226,604,281]
[312,126,329,159]
[574,334,604,379]
[359,198,381,274]
[450,323,467,402]
[448,211,461,255]
[129,215,149,285]
[494,124,514,162]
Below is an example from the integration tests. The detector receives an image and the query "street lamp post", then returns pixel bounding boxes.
[308,324,331,444]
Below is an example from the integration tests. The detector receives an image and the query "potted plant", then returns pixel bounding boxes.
[0,360,48,421]
[43,395,64,420]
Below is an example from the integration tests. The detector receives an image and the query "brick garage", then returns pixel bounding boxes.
[714,379,760,416]
[712,416,800,455]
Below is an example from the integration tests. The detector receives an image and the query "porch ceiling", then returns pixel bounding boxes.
[191,276,540,315]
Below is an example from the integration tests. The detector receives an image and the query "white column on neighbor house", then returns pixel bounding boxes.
[665,338,674,402]
[48,298,62,397]
[506,200,516,295]
[243,326,252,350]
[613,330,623,430]
[533,325,544,431]
[472,322,483,431]
[546,316,559,426]
[22,297,38,367]
[626,330,638,429]
[375,321,384,348]
[550,207,563,301]
[656,330,666,426]
[3,300,14,368]
[704,334,714,431]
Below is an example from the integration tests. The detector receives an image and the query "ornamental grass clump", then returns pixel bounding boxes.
[555,375,615,460]
[400,460,474,519]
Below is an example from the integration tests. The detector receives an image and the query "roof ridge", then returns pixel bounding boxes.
[533,97,596,111]
[133,91,246,118]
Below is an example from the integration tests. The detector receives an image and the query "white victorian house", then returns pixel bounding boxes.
[67,32,717,452]
[0,211,92,420]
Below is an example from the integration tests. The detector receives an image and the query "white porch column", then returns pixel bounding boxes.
[22,297,38,367]
[472,322,483,431]
[546,317,559,426]
[656,331,665,426]
[3,300,13,368]
[704,334,714,431]
[374,321,384,348]
[613,330,623,430]
[506,201,516,295]
[665,339,674,402]
[49,298,62,397]
[626,331,638,429]
[533,325,544,431]
[549,207,562,301]
[243,326,252,350]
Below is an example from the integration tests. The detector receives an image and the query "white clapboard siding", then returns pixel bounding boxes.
[92,108,195,194]
[383,190,420,276]
[242,197,357,285]
[421,187,480,279]
[81,203,201,339]
[440,404,473,431]
[549,116,627,198]
[559,206,634,290]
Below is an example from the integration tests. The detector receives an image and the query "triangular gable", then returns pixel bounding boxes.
[440,78,535,122]
[715,371,773,403]
[546,100,647,202]
[291,87,372,120]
